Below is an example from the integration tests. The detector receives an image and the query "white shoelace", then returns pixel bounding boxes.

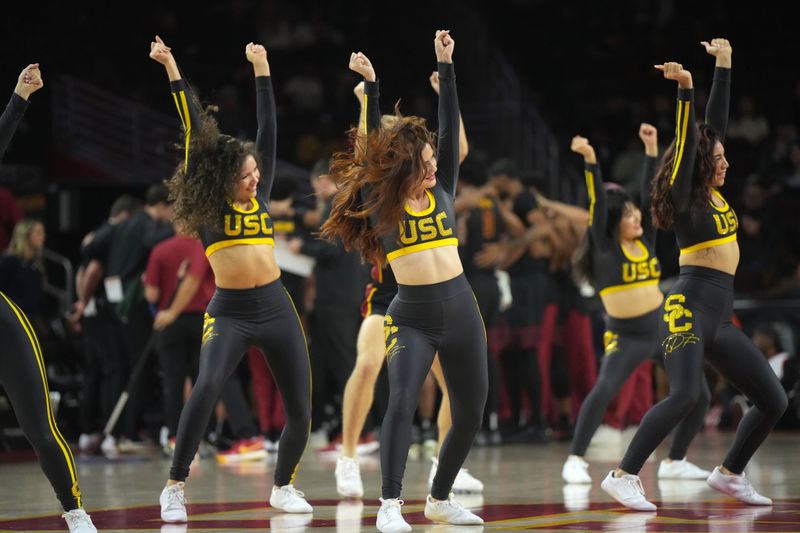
[166,486,186,508]
[383,499,404,520]
[282,486,305,499]
[63,510,93,526]
[342,459,359,476]
[625,476,646,497]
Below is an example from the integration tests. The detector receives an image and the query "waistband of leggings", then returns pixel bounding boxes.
[606,307,660,335]
[396,273,471,303]
[208,278,285,316]
[678,265,735,290]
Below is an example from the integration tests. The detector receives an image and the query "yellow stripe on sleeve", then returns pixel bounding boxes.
[179,91,192,174]
[669,100,690,187]
[585,170,596,227]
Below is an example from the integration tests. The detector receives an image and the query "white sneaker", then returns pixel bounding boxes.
[335,456,364,498]
[424,493,483,525]
[160,482,187,522]
[590,424,622,446]
[707,467,772,505]
[78,433,102,453]
[562,455,591,484]
[600,471,657,511]
[62,509,97,533]
[658,458,712,479]
[376,498,411,533]
[270,484,313,513]
[100,435,118,458]
[428,457,484,493]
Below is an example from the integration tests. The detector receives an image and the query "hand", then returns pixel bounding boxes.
[153,309,178,330]
[245,42,268,64]
[701,38,732,62]
[349,52,376,82]
[66,300,85,332]
[570,135,596,162]
[287,237,303,255]
[474,242,507,269]
[434,30,454,63]
[353,81,365,102]
[638,123,658,156]
[14,64,44,100]
[654,62,693,88]
[429,71,440,95]
[149,35,175,65]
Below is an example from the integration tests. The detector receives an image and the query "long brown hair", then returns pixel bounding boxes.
[167,90,262,233]
[321,111,436,266]
[651,123,720,229]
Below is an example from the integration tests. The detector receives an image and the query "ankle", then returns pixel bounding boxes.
[719,465,738,476]
[614,468,630,478]
[166,479,183,487]
[569,454,585,461]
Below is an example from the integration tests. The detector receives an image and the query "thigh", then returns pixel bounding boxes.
[197,315,252,382]
[355,314,387,367]
[438,295,488,399]
[255,292,311,403]
[596,332,654,390]
[385,320,438,399]
[658,293,710,395]
[707,323,784,402]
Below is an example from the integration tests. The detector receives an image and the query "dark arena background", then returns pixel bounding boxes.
[1,1,799,531]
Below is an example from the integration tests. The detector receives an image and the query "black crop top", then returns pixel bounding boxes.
[361,62,461,264]
[170,75,277,257]
[667,67,735,255]
[585,160,661,296]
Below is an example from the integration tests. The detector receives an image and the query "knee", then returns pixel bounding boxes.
[353,354,383,383]
[670,388,702,416]
[193,376,224,400]
[387,388,418,422]
[26,429,59,452]
[764,387,788,420]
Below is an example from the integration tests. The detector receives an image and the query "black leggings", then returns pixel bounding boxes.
[381,274,488,500]
[570,308,709,458]
[0,292,81,511]
[170,280,311,486]
[620,266,787,474]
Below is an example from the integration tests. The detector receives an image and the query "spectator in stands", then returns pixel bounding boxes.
[0,218,46,318]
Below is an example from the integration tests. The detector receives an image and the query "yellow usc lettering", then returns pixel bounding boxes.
[399,213,452,245]
[712,210,738,235]
[663,294,693,333]
[621,257,661,283]
[223,213,273,237]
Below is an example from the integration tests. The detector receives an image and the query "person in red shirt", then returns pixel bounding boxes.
[144,221,215,449]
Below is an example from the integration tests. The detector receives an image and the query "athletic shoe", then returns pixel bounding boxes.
[270,484,313,513]
[162,437,177,457]
[355,432,380,455]
[160,482,187,522]
[424,493,483,525]
[600,471,657,511]
[562,455,591,484]
[335,456,364,498]
[62,509,97,533]
[100,435,118,458]
[78,433,102,454]
[590,424,622,446]
[428,457,484,492]
[376,498,411,533]
[216,436,268,464]
[707,467,772,505]
[658,458,712,479]
[118,437,155,454]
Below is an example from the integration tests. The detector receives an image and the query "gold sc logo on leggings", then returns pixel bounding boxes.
[661,294,700,356]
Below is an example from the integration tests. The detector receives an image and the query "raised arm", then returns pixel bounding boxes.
[430,71,468,164]
[0,64,43,163]
[349,52,379,136]
[656,62,696,211]
[571,135,607,245]
[245,43,277,199]
[701,38,732,140]
[149,36,201,176]
[638,123,659,239]
[434,30,460,196]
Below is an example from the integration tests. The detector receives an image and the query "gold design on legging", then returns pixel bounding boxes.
[202,313,218,345]
[603,331,619,356]
[662,294,700,356]
[384,314,403,360]
[662,332,700,356]
[663,294,693,333]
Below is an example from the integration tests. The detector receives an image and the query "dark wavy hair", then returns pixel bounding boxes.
[321,110,436,266]
[167,91,262,233]
[651,123,719,230]
[572,188,635,286]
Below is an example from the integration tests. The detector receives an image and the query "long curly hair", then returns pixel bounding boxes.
[572,188,633,286]
[167,92,262,233]
[321,111,436,266]
[651,123,720,230]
